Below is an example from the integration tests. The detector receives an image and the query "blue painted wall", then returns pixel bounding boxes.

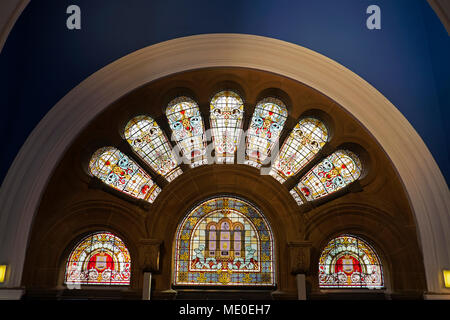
[0,0,448,186]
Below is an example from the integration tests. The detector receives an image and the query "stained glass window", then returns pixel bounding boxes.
[270,118,328,183]
[210,91,244,163]
[290,150,362,205]
[89,146,161,203]
[173,196,276,286]
[319,235,384,288]
[245,97,288,168]
[124,115,182,182]
[166,97,207,167]
[65,232,131,286]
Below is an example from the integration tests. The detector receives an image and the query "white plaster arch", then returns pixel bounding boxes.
[0,34,448,298]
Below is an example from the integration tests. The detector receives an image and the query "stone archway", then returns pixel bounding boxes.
[0,34,448,298]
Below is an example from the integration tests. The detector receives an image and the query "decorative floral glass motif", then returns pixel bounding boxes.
[89,146,161,203]
[245,97,288,168]
[319,235,384,288]
[270,118,328,182]
[124,115,182,182]
[290,150,361,205]
[210,91,244,163]
[65,232,131,285]
[166,97,207,167]
[173,196,275,286]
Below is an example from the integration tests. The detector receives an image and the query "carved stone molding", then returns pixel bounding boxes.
[288,241,312,274]
[0,34,447,294]
[138,239,162,272]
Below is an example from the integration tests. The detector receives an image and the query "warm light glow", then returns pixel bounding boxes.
[444,270,450,288]
[0,265,6,283]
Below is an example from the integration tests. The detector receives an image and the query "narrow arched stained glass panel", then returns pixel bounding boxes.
[166,97,207,167]
[124,115,182,182]
[210,91,244,163]
[65,232,131,286]
[290,150,361,205]
[319,235,384,288]
[270,118,328,183]
[173,196,276,286]
[245,97,288,168]
[89,146,161,203]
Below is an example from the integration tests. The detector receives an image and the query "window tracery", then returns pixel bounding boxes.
[124,115,182,182]
[173,196,275,286]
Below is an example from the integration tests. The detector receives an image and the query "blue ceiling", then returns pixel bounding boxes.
[0,0,448,186]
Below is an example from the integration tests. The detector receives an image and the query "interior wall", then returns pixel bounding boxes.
[21,68,426,299]
[0,34,447,299]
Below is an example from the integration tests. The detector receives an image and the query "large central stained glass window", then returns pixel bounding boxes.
[173,196,276,286]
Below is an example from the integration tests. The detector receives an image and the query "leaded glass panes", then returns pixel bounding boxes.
[290,150,361,205]
[166,97,207,167]
[245,97,288,168]
[89,146,161,203]
[65,232,131,286]
[173,196,276,286]
[124,115,182,182]
[210,91,244,163]
[319,235,384,288]
[270,118,328,182]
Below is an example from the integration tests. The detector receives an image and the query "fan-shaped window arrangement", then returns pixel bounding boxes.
[65,232,131,286]
[173,196,275,286]
[245,97,288,168]
[210,91,244,163]
[166,96,207,167]
[124,115,182,182]
[290,150,362,205]
[89,146,161,203]
[269,117,328,183]
[319,235,384,288]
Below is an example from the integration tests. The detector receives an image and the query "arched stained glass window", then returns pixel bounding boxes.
[290,150,362,205]
[166,97,207,167]
[210,91,244,163]
[89,146,161,203]
[65,232,131,286]
[319,235,384,288]
[270,118,328,183]
[124,115,182,182]
[245,97,288,168]
[173,196,275,286]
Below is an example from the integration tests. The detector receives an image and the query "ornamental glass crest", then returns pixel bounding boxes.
[89,146,161,203]
[319,235,384,288]
[245,97,288,168]
[210,91,244,163]
[270,118,328,182]
[166,96,207,167]
[124,115,182,182]
[65,232,131,286]
[290,150,361,205]
[173,196,276,286]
